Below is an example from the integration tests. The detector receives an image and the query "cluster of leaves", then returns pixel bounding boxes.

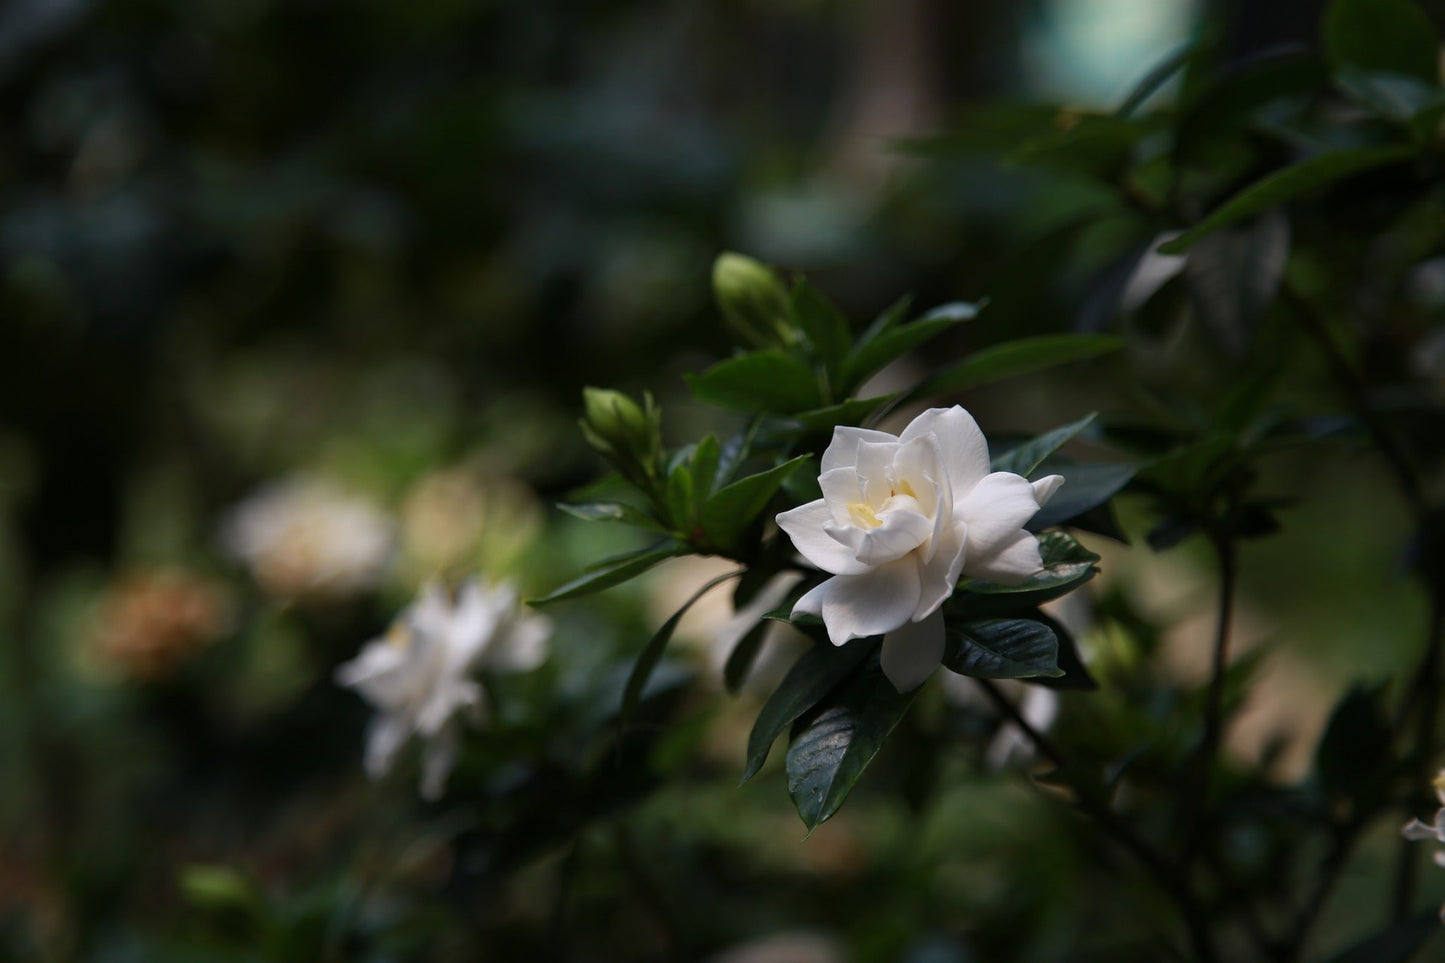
[539,252,1131,830]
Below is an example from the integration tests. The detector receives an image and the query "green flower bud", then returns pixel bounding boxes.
[580,387,661,491]
[713,252,792,348]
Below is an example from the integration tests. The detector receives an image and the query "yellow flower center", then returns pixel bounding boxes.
[847,501,882,529]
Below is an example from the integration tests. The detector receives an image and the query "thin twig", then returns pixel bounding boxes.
[977,679,1220,963]
[1183,532,1239,862]
[1393,594,1445,920]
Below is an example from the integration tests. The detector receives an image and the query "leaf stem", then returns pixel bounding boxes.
[976,679,1219,963]
[1183,531,1239,862]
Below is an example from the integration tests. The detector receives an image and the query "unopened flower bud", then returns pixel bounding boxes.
[713,252,792,348]
[580,387,661,490]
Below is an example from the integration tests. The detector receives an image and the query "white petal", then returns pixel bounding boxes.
[890,435,943,518]
[362,714,410,780]
[1405,818,1441,841]
[843,496,932,566]
[1031,474,1064,506]
[335,640,418,711]
[900,406,991,494]
[489,612,551,672]
[821,425,900,475]
[777,500,872,575]
[819,467,863,525]
[957,472,1048,583]
[415,678,482,736]
[419,727,459,801]
[856,440,900,505]
[793,562,921,647]
[964,530,1044,584]
[914,520,968,618]
[881,609,944,691]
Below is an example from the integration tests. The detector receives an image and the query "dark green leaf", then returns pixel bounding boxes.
[842,314,967,393]
[917,335,1123,396]
[1315,683,1392,801]
[942,618,1063,680]
[917,301,984,324]
[1029,611,1098,691]
[856,294,914,344]
[1007,114,1144,182]
[557,502,667,533]
[1116,42,1196,117]
[1159,146,1418,254]
[687,350,822,413]
[1324,0,1440,82]
[791,282,852,387]
[786,668,917,830]
[690,434,722,499]
[992,414,1099,477]
[701,455,812,551]
[666,460,695,530]
[530,542,682,606]
[1323,916,1439,963]
[1174,50,1328,164]
[791,396,897,431]
[723,617,772,694]
[742,638,873,783]
[622,569,741,721]
[1337,66,1445,126]
[1027,463,1136,531]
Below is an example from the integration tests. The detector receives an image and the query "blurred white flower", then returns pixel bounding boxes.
[775,406,1061,692]
[335,577,550,800]
[221,476,394,601]
[1403,770,1445,920]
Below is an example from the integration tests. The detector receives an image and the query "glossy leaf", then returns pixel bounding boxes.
[621,569,740,722]
[791,282,851,386]
[841,313,968,394]
[785,667,917,830]
[1027,463,1136,531]
[917,334,1124,397]
[992,414,1099,477]
[700,454,812,550]
[1159,145,1417,254]
[557,502,667,533]
[530,542,683,606]
[942,617,1063,680]
[723,616,772,694]
[742,638,873,783]
[1116,42,1196,117]
[687,350,822,413]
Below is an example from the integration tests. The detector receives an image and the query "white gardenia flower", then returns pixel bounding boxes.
[335,577,550,800]
[1402,770,1445,915]
[775,406,1062,692]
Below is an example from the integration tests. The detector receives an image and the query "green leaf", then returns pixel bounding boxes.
[992,414,1099,477]
[841,313,968,394]
[791,395,897,432]
[742,638,873,784]
[1028,611,1098,690]
[701,455,812,551]
[1027,463,1135,531]
[530,542,682,606]
[856,294,914,344]
[917,335,1123,396]
[1337,66,1445,126]
[723,617,772,694]
[1116,42,1196,117]
[621,569,741,722]
[1323,917,1439,963]
[687,350,822,413]
[557,502,667,533]
[690,434,722,499]
[1324,0,1440,82]
[1159,145,1418,254]
[666,460,696,531]
[1315,683,1393,802]
[1006,113,1144,182]
[791,282,851,388]
[785,667,917,830]
[942,618,1063,680]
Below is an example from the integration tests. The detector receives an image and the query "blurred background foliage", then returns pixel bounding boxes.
[5,0,1445,960]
